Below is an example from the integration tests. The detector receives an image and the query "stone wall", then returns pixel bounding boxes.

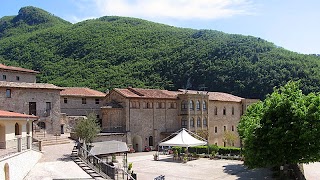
[208,101,242,147]
[0,88,61,134]
[0,70,36,83]
[60,96,103,118]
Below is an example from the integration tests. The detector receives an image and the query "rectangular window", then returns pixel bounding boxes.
[6,89,11,98]
[214,126,218,133]
[224,126,226,132]
[232,107,235,115]
[64,98,68,104]
[232,125,234,131]
[3,75,6,80]
[16,76,20,81]
[95,98,100,104]
[82,98,86,104]
[46,102,51,110]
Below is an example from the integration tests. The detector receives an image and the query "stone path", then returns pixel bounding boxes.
[24,142,92,180]
[127,151,274,180]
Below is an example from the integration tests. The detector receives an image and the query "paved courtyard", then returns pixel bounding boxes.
[24,142,92,180]
[127,152,273,180]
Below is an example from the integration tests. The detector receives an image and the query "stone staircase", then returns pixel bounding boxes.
[33,131,72,146]
[71,147,106,180]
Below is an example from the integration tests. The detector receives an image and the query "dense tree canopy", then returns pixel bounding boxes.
[238,81,320,168]
[1,7,320,99]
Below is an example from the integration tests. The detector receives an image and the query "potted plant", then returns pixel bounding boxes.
[153,153,159,160]
[183,156,188,163]
[112,154,118,163]
[128,162,133,174]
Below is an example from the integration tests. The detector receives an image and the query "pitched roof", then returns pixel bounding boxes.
[0,110,38,119]
[0,81,63,90]
[178,89,243,102]
[114,87,178,99]
[0,64,39,74]
[60,87,106,97]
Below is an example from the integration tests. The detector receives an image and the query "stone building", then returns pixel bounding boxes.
[0,64,63,134]
[101,87,258,151]
[60,87,106,118]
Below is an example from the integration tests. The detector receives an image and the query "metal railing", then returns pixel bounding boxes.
[78,145,135,180]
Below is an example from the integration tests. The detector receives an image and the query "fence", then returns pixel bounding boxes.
[78,146,135,180]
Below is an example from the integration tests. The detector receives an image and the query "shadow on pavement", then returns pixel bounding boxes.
[57,154,73,162]
[223,164,273,179]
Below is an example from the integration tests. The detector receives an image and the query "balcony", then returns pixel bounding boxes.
[29,110,51,118]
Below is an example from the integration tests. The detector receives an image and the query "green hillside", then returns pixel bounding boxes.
[1,6,320,99]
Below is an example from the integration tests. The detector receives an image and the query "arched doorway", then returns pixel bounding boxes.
[15,123,21,136]
[132,135,142,152]
[26,121,31,135]
[0,124,5,149]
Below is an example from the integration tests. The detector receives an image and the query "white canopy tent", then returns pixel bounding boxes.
[158,128,207,147]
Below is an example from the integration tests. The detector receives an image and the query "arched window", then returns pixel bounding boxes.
[197,117,201,127]
[232,125,234,131]
[26,121,30,135]
[15,123,20,135]
[189,100,194,110]
[196,100,200,110]
[214,106,218,115]
[181,118,187,128]
[203,118,207,127]
[181,101,187,110]
[190,117,195,127]
[203,101,207,110]
[214,126,218,133]
[223,107,226,115]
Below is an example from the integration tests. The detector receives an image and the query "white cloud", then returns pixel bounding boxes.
[72,0,256,22]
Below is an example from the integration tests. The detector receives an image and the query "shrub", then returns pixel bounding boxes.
[218,147,241,156]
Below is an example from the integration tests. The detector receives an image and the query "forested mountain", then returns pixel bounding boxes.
[1,6,320,99]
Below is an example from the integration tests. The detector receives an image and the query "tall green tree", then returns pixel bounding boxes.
[238,81,320,168]
[74,113,101,144]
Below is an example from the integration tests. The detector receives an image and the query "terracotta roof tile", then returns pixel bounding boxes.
[114,88,244,102]
[61,87,106,97]
[0,110,38,119]
[0,64,39,74]
[115,88,178,99]
[178,89,243,102]
[0,81,64,90]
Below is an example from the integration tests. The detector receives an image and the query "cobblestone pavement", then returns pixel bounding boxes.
[24,142,92,180]
[127,151,274,180]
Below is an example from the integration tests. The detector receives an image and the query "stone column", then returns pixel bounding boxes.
[27,135,32,149]
[4,163,9,180]
[17,136,22,152]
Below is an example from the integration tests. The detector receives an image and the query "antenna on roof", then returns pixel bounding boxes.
[185,77,192,90]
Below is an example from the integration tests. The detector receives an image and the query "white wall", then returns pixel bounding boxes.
[0,150,42,180]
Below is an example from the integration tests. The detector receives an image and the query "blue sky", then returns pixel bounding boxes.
[1,0,319,54]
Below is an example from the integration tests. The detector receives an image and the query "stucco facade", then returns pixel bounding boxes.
[101,88,259,152]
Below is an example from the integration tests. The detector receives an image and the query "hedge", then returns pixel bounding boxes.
[172,145,240,155]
